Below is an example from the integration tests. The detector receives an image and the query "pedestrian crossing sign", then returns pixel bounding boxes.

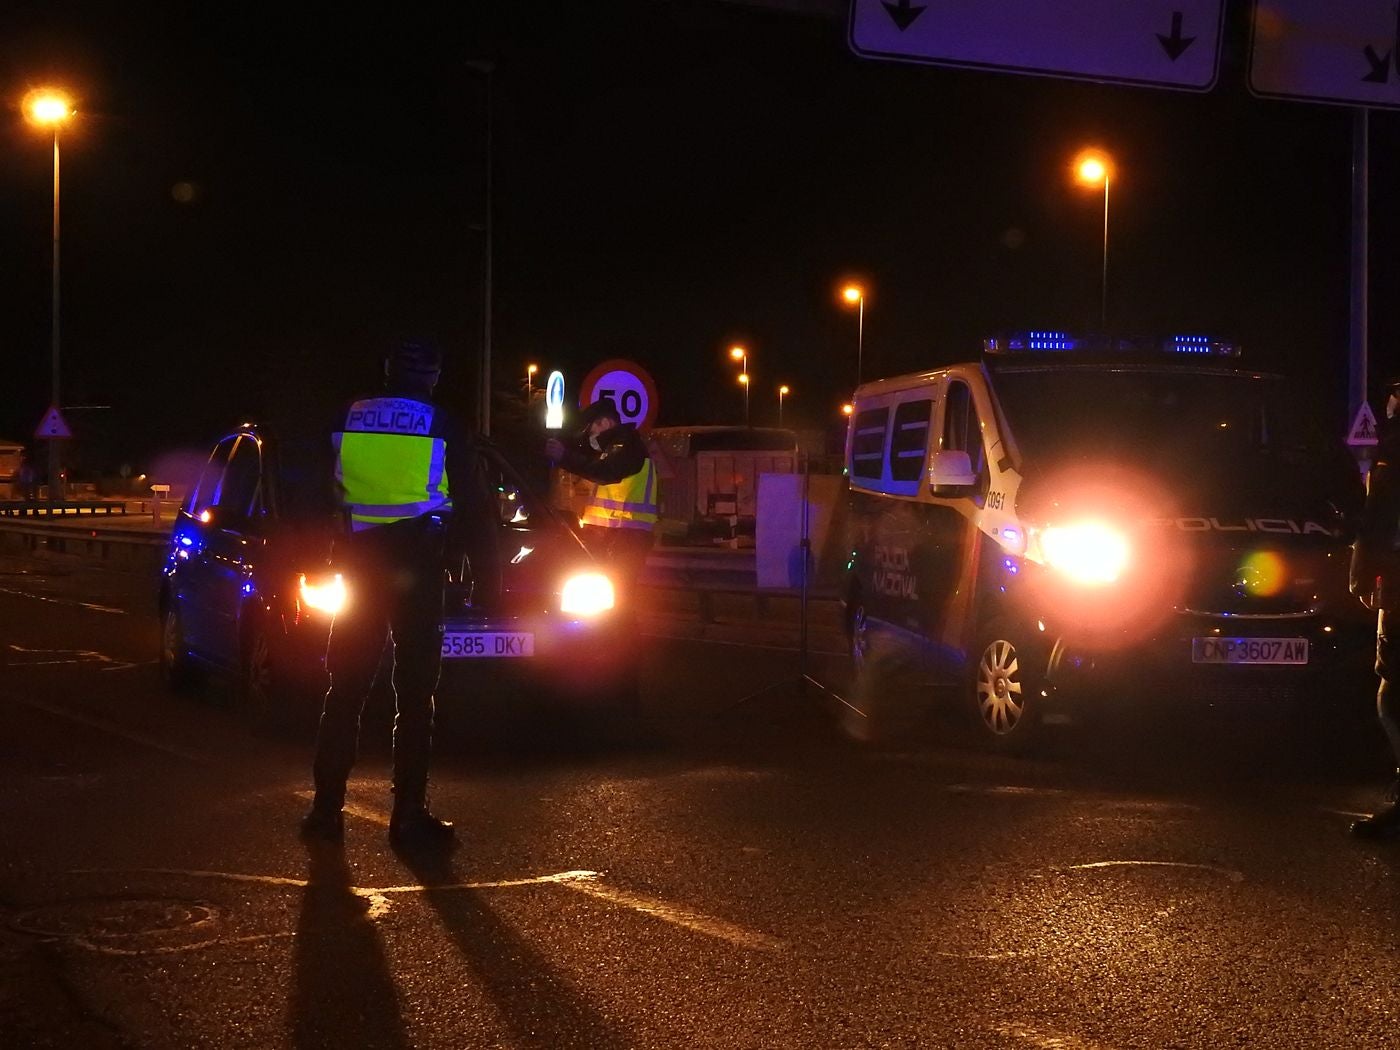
[1347,402,1379,447]
[34,404,72,440]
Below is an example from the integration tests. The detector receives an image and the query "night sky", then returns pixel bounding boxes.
[1,0,1397,476]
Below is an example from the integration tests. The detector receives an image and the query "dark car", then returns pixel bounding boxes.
[157,424,638,728]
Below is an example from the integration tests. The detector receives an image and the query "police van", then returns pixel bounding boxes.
[842,332,1369,749]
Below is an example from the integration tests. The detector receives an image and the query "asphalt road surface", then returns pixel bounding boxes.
[3,549,1400,1049]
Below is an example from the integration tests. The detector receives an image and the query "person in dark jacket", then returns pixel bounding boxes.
[301,339,496,847]
[545,398,657,601]
[1351,377,1400,838]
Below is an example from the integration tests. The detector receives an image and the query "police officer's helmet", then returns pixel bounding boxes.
[577,398,621,431]
[385,340,442,381]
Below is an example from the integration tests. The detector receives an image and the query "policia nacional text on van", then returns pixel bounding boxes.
[842,331,1367,750]
[302,340,495,845]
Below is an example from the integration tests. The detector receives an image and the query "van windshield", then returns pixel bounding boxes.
[990,367,1329,469]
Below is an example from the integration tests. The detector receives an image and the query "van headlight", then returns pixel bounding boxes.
[560,572,615,616]
[1038,521,1130,586]
[298,572,348,615]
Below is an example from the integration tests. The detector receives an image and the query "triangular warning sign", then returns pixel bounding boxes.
[1347,402,1379,447]
[34,404,72,440]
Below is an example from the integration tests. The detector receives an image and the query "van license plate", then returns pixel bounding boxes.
[441,632,535,658]
[1191,637,1308,665]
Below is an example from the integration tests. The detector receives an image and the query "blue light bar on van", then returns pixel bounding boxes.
[1164,335,1240,357]
[983,330,1079,353]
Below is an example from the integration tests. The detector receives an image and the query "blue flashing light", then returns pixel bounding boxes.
[241,581,255,597]
[1003,557,1020,575]
[1003,527,1020,545]
[984,330,1078,353]
[1164,335,1240,357]
[178,534,193,548]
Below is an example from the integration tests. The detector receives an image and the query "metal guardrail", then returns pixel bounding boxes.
[0,500,129,517]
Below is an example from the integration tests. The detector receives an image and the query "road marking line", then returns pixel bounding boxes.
[0,586,128,614]
[293,791,390,828]
[1319,807,1372,820]
[557,879,783,951]
[8,643,139,671]
[1063,860,1245,883]
[8,696,208,763]
[996,1022,1114,1050]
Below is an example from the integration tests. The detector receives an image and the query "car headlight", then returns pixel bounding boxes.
[298,572,348,615]
[1038,521,1130,586]
[560,572,615,616]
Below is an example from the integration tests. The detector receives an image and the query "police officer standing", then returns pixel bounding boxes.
[301,340,491,846]
[1351,377,1400,839]
[545,398,657,600]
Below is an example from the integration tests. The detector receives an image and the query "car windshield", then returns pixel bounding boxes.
[990,366,1327,469]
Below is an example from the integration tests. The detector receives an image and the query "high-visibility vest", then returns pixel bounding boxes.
[582,459,658,531]
[333,396,450,531]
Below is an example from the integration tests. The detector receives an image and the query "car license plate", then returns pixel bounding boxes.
[1191,637,1309,665]
[441,632,535,658]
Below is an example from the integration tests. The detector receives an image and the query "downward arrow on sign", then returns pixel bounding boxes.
[881,0,926,32]
[1156,11,1195,61]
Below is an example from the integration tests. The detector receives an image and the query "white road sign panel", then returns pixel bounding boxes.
[1251,1,1400,109]
[34,404,72,439]
[1348,401,1380,446]
[850,0,1226,92]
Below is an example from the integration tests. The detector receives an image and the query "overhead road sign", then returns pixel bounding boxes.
[850,0,1226,92]
[34,405,72,439]
[1250,1,1400,109]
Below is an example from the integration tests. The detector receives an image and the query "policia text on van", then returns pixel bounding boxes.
[842,332,1368,750]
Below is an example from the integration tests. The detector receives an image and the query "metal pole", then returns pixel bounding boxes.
[1100,174,1110,331]
[1349,108,1369,434]
[481,68,494,436]
[778,390,784,427]
[856,297,864,386]
[48,129,62,502]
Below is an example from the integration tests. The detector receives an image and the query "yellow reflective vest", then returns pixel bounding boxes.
[333,396,451,531]
[583,459,658,531]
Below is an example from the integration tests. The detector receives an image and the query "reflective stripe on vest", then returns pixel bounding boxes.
[334,397,450,532]
[581,459,657,531]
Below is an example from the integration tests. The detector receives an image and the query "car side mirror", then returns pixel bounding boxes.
[929,449,977,494]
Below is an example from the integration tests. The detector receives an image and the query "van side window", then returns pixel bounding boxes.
[851,407,890,482]
[943,382,989,492]
[889,399,932,482]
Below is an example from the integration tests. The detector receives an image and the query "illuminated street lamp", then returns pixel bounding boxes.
[1073,148,1113,330]
[729,345,750,426]
[526,363,538,401]
[841,284,865,385]
[24,88,75,502]
[841,403,854,417]
[778,384,790,427]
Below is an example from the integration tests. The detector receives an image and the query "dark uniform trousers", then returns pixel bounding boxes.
[582,524,653,614]
[313,515,445,810]
[1377,609,1400,762]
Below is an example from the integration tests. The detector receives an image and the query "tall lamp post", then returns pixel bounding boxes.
[467,60,495,434]
[526,363,538,401]
[841,284,865,386]
[24,89,74,502]
[778,384,790,427]
[729,345,749,426]
[1073,149,1113,331]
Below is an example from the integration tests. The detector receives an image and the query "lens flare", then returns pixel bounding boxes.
[1236,550,1286,598]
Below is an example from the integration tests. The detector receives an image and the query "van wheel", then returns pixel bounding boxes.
[159,604,201,694]
[968,618,1042,752]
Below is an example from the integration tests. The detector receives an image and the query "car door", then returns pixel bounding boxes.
[198,434,265,669]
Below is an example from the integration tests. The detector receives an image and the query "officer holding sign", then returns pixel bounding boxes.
[1351,377,1400,839]
[546,397,657,606]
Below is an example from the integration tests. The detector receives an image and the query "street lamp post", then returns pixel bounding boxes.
[526,363,538,401]
[24,89,74,502]
[1073,149,1113,331]
[729,345,749,427]
[841,284,865,386]
[778,384,789,427]
[467,60,495,435]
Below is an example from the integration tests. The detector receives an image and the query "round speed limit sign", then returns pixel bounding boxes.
[579,358,659,431]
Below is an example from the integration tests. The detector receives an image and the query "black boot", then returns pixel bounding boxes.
[1351,772,1400,839]
[299,804,345,843]
[389,802,454,847]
